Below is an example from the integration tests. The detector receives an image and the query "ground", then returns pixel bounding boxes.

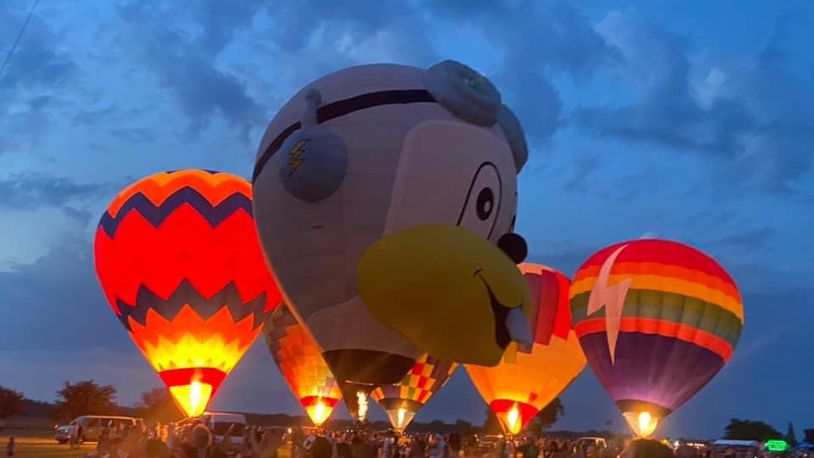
[2,416,94,457]
[1,416,296,457]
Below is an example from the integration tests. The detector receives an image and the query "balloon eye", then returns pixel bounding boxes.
[476,188,494,221]
[457,163,502,240]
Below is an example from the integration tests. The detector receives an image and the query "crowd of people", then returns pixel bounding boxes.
[30,420,800,458]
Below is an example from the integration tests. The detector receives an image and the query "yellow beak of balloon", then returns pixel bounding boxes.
[357,225,532,366]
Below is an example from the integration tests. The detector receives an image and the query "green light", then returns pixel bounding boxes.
[765,440,788,452]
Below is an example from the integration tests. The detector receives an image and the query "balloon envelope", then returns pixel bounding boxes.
[466,263,586,435]
[252,61,531,401]
[570,239,744,437]
[371,354,457,432]
[264,304,342,426]
[94,170,280,417]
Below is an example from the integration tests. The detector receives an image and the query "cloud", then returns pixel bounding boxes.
[0,173,110,210]
[429,1,617,144]
[706,228,774,250]
[0,210,124,354]
[0,2,78,156]
[573,10,814,192]
[0,1,75,92]
[116,1,265,140]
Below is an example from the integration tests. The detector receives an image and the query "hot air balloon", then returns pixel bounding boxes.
[264,304,342,427]
[371,355,457,433]
[94,170,280,418]
[252,60,534,414]
[570,239,743,437]
[466,263,586,436]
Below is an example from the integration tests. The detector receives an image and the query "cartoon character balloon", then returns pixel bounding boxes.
[466,263,586,435]
[371,355,457,433]
[570,239,744,437]
[252,60,534,412]
[264,304,342,427]
[94,170,280,417]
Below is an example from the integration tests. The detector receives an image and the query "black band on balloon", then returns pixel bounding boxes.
[252,89,436,182]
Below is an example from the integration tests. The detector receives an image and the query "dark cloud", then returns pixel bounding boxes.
[0,173,110,210]
[0,211,125,353]
[0,1,75,92]
[429,1,618,143]
[117,1,265,140]
[706,228,775,250]
[562,155,600,192]
[0,3,77,155]
[573,11,814,192]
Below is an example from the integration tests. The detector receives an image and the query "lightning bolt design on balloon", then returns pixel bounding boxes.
[586,244,632,365]
[288,139,309,176]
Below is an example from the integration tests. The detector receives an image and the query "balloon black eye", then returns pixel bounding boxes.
[476,187,494,221]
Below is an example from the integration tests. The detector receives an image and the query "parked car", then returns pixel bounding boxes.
[54,423,74,444]
[574,436,608,452]
[55,415,144,443]
[197,412,247,448]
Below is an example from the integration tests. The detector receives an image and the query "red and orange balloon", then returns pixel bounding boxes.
[94,170,280,417]
[263,304,342,427]
[466,263,586,435]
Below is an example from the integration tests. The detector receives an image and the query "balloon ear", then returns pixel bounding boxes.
[425,60,501,127]
[496,105,528,173]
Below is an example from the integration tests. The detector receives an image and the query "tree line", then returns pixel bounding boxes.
[0,382,182,424]
[3,382,812,443]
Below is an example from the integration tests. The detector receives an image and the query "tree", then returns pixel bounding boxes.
[52,380,118,422]
[136,388,182,424]
[0,386,25,419]
[804,429,814,444]
[454,420,474,436]
[482,407,502,435]
[526,398,564,435]
[724,419,782,442]
[786,423,799,446]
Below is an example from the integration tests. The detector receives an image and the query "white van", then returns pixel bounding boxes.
[574,437,608,451]
[57,415,144,443]
[199,412,247,448]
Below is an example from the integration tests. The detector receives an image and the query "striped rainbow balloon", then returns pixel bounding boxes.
[570,239,743,437]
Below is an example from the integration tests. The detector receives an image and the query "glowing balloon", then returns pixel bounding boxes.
[466,263,586,435]
[570,239,743,437]
[252,60,533,411]
[94,170,280,417]
[263,304,341,427]
[371,354,457,432]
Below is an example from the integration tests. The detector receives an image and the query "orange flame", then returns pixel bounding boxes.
[357,392,368,421]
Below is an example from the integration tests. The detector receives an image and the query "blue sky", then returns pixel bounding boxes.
[0,0,812,439]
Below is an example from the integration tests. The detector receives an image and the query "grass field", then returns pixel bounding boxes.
[1,436,95,457]
[1,416,94,457]
[1,417,297,457]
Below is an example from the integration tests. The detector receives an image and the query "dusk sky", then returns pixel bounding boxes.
[1,0,812,440]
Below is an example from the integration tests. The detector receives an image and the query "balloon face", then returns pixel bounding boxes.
[371,354,457,432]
[94,170,280,417]
[252,60,531,394]
[466,264,586,436]
[264,304,341,426]
[570,239,744,437]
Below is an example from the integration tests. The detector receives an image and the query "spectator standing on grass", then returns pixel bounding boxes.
[5,436,14,457]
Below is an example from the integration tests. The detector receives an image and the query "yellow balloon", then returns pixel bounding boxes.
[357,225,531,366]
